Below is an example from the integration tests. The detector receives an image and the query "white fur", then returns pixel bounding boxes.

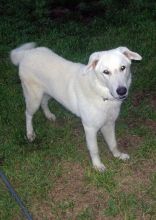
[10,43,142,172]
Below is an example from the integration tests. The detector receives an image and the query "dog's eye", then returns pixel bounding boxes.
[103,70,110,75]
[121,66,126,71]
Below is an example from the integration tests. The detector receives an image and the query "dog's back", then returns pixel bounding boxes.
[10,43,85,115]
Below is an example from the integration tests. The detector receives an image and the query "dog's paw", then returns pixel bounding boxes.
[114,152,130,160]
[120,153,130,160]
[27,132,36,142]
[93,162,106,172]
[46,113,56,122]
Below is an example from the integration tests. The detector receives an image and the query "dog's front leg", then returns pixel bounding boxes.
[101,123,130,160]
[83,124,106,172]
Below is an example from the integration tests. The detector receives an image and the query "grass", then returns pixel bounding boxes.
[0,2,156,219]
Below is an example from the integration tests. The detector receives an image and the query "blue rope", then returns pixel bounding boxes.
[0,170,33,220]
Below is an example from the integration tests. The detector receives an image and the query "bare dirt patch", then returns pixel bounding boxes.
[131,91,146,107]
[126,117,156,135]
[118,134,143,150]
[117,158,156,197]
[149,94,156,108]
[144,119,156,133]
[114,160,156,220]
[32,162,110,220]
[50,162,109,219]
[131,91,156,108]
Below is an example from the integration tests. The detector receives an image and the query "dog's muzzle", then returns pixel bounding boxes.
[116,86,127,96]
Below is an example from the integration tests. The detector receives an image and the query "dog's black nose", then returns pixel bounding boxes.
[116,87,127,96]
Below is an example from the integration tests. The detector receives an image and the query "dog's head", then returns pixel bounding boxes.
[85,47,142,100]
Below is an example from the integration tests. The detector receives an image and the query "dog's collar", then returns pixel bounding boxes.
[103,97,108,101]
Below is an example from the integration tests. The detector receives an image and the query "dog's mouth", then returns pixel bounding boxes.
[110,93,127,101]
[119,95,127,100]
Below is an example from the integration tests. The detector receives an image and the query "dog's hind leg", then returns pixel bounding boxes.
[22,81,43,142]
[41,94,56,121]
[101,123,130,160]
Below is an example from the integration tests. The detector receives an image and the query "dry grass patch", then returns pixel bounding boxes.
[31,161,110,220]
[118,133,143,153]
[116,159,155,195]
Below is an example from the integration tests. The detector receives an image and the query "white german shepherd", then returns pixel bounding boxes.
[10,43,142,171]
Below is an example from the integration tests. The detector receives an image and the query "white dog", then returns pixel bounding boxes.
[10,43,142,171]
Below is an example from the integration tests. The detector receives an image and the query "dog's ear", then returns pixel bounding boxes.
[84,52,100,74]
[117,47,142,61]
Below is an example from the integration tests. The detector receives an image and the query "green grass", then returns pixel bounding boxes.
[0,2,156,219]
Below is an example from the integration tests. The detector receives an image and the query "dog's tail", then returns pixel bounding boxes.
[10,42,36,66]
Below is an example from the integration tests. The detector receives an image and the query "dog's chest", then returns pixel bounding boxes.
[103,101,121,121]
[97,100,121,125]
[80,98,121,128]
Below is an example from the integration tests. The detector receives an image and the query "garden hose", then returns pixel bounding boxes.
[0,170,33,220]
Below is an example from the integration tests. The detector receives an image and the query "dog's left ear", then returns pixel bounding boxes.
[84,52,100,74]
[118,47,142,61]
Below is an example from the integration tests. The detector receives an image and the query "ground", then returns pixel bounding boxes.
[0,1,156,219]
